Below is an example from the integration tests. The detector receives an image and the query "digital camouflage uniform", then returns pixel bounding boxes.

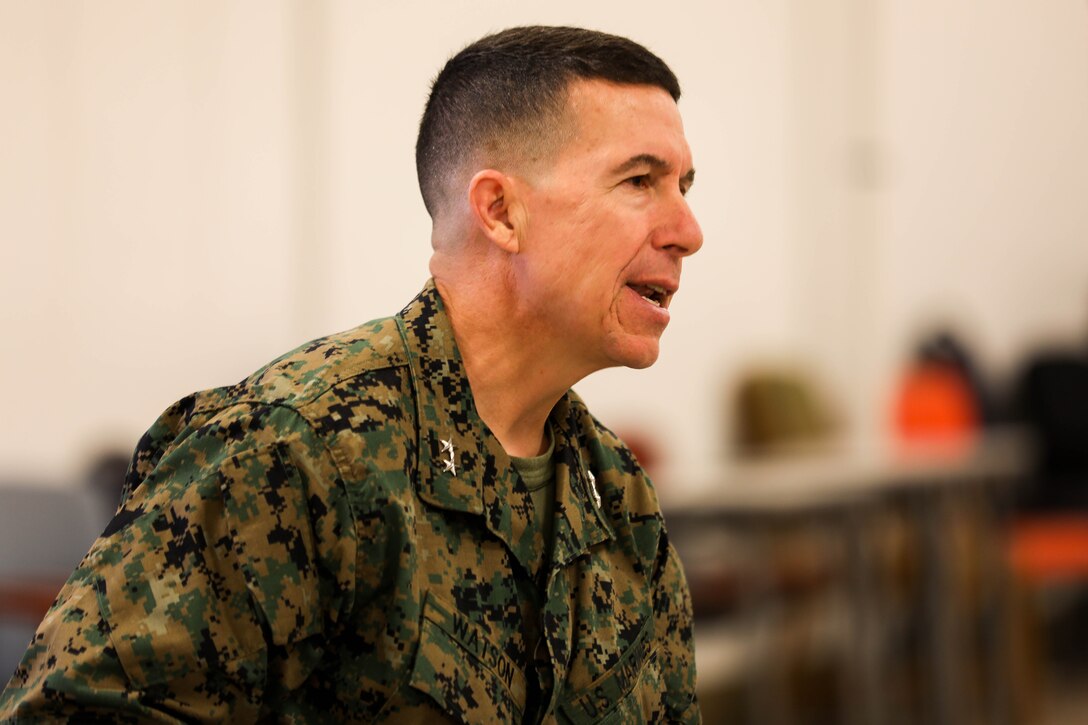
[1,281,698,724]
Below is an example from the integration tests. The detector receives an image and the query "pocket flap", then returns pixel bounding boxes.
[559,616,658,724]
[408,591,526,724]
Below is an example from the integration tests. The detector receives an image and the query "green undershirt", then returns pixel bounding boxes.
[509,427,556,723]
[509,426,556,572]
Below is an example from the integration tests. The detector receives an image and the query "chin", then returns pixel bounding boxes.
[624,357,657,370]
[607,339,661,370]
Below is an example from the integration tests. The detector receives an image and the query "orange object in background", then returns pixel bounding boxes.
[1009,517,1088,584]
[893,362,979,443]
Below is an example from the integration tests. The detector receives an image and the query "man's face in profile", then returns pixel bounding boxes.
[512,79,703,372]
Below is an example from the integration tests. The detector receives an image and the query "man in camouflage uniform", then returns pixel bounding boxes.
[1,26,703,723]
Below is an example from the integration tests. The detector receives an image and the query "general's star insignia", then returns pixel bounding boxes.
[440,437,457,476]
[587,470,601,508]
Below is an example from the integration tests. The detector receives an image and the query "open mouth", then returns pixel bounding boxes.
[627,283,669,308]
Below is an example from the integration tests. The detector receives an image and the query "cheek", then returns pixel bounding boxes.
[530,199,634,300]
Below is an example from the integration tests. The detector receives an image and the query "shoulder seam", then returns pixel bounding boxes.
[187,355,409,418]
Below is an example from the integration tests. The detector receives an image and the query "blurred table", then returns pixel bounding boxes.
[662,429,1030,725]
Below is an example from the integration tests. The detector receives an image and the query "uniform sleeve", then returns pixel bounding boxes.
[652,534,701,724]
[0,409,356,723]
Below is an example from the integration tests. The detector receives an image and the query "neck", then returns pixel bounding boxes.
[431,261,583,458]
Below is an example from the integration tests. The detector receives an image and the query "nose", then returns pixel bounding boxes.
[654,192,703,257]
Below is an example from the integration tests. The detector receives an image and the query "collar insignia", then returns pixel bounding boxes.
[440,437,457,476]
[587,470,601,508]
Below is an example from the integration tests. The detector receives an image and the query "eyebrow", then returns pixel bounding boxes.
[612,153,697,187]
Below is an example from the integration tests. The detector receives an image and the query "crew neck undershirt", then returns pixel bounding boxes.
[510,426,556,571]
[509,426,557,721]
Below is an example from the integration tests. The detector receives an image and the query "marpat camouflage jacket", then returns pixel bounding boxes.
[1,281,698,724]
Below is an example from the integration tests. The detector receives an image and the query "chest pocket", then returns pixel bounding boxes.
[559,616,664,724]
[406,591,528,724]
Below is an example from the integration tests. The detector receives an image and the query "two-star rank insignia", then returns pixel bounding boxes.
[440,437,457,476]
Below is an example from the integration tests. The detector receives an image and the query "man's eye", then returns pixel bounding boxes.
[627,175,651,189]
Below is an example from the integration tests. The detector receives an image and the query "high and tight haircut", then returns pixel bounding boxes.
[416,26,681,218]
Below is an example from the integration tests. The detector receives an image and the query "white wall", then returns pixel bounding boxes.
[1,2,303,480]
[2,1,1087,489]
[876,0,1088,384]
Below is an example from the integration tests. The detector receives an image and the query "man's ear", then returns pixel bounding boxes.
[467,170,520,254]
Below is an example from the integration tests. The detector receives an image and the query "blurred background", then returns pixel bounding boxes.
[2,1,1088,722]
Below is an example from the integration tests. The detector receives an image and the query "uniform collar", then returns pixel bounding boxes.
[395,280,612,575]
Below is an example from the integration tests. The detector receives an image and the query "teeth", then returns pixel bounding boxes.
[629,282,669,307]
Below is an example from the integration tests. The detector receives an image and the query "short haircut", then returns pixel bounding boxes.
[416,26,681,218]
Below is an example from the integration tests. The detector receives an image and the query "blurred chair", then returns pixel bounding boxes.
[1003,352,1088,721]
[1006,515,1088,724]
[0,481,109,682]
[1009,517,1088,584]
[1014,353,1088,511]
